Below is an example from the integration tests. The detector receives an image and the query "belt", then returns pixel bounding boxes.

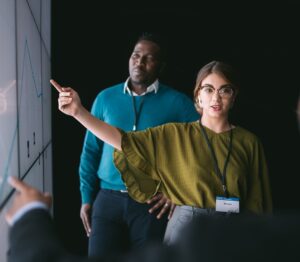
[101,188,128,194]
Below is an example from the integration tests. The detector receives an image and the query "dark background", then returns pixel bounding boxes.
[51,1,300,256]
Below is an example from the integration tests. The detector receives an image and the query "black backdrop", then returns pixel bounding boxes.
[51,1,300,256]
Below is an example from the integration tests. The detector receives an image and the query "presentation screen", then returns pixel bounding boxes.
[0,0,52,209]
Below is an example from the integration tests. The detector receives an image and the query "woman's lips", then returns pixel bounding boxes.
[211,105,221,111]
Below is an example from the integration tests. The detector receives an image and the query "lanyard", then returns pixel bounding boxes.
[199,121,233,196]
[131,95,145,131]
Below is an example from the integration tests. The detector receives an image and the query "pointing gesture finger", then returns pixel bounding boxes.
[8,176,29,193]
[50,79,63,92]
[5,176,53,225]
[50,79,83,117]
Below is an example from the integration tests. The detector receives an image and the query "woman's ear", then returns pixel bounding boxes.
[197,96,203,108]
[230,97,235,108]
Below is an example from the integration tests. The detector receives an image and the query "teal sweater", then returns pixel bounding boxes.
[79,82,199,204]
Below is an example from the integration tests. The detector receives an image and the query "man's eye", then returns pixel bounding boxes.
[146,56,156,62]
[131,54,139,59]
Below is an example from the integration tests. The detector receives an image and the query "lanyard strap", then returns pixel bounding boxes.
[131,95,145,131]
[199,122,233,196]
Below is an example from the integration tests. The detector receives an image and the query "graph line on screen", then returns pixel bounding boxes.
[0,38,43,201]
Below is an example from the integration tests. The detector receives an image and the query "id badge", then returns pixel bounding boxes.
[216,196,240,213]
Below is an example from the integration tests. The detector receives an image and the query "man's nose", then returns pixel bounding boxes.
[136,57,145,66]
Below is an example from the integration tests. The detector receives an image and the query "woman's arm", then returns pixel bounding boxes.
[50,79,122,150]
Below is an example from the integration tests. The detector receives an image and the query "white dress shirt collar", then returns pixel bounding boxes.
[123,78,159,96]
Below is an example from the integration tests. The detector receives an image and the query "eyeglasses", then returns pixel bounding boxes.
[200,85,235,98]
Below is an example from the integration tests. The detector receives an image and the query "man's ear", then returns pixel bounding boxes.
[159,62,167,74]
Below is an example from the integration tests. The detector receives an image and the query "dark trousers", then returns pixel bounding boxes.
[88,189,168,259]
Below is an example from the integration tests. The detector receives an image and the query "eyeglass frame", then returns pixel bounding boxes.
[199,84,236,98]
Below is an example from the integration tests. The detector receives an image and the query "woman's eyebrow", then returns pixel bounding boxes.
[202,84,232,89]
[201,84,214,88]
[220,83,234,88]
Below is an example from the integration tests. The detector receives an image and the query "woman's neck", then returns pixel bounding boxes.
[200,116,231,133]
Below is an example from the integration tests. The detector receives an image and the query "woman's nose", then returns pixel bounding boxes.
[211,90,221,101]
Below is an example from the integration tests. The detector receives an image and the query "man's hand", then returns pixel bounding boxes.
[50,79,82,117]
[147,193,176,220]
[5,176,52,224]
[80,203,92,237]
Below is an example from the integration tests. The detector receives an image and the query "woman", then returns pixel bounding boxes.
[52,61,272,244]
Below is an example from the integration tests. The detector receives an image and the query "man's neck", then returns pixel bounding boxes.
[131,85,147,95]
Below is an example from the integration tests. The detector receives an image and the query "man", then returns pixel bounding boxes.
[6,177,99,262]
[6,177,178,262]
[78,33,199,258]
[6,177,176,262]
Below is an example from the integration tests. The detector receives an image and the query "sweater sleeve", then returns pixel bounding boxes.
[79,93,104,204]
